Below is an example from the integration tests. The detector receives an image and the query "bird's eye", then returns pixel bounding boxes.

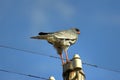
[75,28,79,32]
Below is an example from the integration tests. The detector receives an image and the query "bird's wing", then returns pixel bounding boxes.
[53,30,77,39]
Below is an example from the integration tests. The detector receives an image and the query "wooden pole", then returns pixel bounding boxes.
[62,54,85,80]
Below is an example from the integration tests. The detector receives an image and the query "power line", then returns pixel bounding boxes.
[0,68,48,80]
[83,62,120,73]
[0,45,60,59]
[0,45,120,74]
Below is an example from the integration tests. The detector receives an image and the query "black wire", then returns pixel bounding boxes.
[0,45,120,74]
[0,45,60,59]
[83,62,120,73]
[0,68,48,80]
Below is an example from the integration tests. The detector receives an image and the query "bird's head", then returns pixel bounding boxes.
[72,28,80,34]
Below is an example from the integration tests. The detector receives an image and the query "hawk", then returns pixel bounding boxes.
[31,28,80,65]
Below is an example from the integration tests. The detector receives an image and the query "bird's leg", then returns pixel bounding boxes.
[59,54,64,65]
[64,49,70,63]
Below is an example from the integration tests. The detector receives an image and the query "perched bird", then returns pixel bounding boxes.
[31,28,80,65]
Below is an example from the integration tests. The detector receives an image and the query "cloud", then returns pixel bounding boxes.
[30,9,49,31]
[29,0,76,32]
[55,1,76,20]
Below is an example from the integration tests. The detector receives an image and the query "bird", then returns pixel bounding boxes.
[31,28,80,65]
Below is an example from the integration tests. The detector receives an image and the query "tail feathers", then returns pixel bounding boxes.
[39,32,53,35]
[39,32,48,35]
[30,36,42,39]
[31,32,52,40]
[30,35,50,39]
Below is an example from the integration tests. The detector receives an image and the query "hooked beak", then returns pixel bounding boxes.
[77,31,80,34]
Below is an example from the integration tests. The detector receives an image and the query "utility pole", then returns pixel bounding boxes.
[62,54,85,80]
[49,76,55,80]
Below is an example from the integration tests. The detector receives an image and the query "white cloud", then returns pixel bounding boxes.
[29,0,76,32]
[55,1,76,20]
[31,9,48,27]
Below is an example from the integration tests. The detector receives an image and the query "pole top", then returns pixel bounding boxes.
[49,76,55,80]
[73,54,80,59]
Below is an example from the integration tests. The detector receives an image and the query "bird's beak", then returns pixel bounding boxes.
[77,31,80,34]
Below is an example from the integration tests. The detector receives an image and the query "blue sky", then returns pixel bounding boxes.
[0,0,120,80]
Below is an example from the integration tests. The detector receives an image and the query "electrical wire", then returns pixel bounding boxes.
[0,45,60,59]
[0,68,48,80]
[83,62,120,73]
[0,45,120,74]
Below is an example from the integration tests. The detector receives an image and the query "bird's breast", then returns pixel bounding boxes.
[56,38,77,47]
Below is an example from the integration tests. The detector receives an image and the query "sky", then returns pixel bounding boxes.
[0,0,120,80]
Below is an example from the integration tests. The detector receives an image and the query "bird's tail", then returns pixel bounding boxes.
[30,32,52,39]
